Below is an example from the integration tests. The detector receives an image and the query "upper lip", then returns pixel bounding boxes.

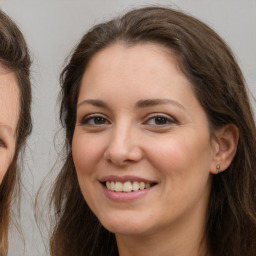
[99,175,158,184]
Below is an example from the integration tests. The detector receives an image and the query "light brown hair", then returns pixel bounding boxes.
[50,7,256,256]
[0,9,31,255]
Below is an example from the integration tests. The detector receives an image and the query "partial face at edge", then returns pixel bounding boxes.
[72,42,218,238]
[0,65,20,183]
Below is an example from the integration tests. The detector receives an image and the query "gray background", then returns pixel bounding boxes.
[0,0,255,255]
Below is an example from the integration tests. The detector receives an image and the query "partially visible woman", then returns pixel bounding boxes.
[0,9,31,255]
[50,7,256,256]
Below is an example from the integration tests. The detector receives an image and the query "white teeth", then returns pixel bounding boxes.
[139,182,145,190]
[110,181,115,191]
[133,181,140,191]
[115,181,123,192]
[106,181,111,189]
[123,181,132,192]
[145,183,150,189]
[105,181,154,192]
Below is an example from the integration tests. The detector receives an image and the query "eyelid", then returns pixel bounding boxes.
[79,113,111,125]
[142,113,177,127]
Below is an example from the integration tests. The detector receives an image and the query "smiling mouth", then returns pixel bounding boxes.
[104,181,157,192]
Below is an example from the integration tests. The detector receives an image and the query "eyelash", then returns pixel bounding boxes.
[80,114,110,126]
[79,113,176,128]
[143,113,176,127]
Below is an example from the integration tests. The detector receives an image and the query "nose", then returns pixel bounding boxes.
[104,124,143,167]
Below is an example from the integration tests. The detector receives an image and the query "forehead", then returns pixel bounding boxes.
[86,41,179,73]
[0,65,20,136]
[80,42,193,99]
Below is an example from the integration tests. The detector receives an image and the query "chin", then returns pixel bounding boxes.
[99,214,150,236]
[104,224,148,236]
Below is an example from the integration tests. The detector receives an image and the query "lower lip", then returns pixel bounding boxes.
[101,183,155,202]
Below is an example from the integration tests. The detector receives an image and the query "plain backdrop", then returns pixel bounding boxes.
[0,0,255,255]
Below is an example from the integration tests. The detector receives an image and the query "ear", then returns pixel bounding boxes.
[210,124,239,174]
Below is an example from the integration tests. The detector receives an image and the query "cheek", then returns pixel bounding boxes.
[146,131,213,178]
[146,133,213,218]
[72,136,90,176]
[72,132,105,176]
[145,134,190,167]
[72,132,106,212]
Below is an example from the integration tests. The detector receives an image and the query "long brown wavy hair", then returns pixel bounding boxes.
[0,9,31,255]
[50,7,256,256]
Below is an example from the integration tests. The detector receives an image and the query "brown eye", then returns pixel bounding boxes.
[145,114,175,126]
[81,115,110,126]
[93,116,107,124]
[154,117,169,125]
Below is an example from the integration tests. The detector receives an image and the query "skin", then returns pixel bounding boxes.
[0,65,19,183]
[72,43,238,256]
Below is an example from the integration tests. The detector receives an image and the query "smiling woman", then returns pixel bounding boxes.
[49,6,256,256]
[0,9,31,255]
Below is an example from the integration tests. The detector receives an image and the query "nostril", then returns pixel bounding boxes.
[104,144,143,166]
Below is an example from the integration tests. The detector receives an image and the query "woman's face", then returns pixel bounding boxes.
[0,66,20,183]
[72,43,218,238]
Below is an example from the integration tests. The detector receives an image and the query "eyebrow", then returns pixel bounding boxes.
[77,98,185,110]
[135,98,185,110]
[78,99,109,108]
